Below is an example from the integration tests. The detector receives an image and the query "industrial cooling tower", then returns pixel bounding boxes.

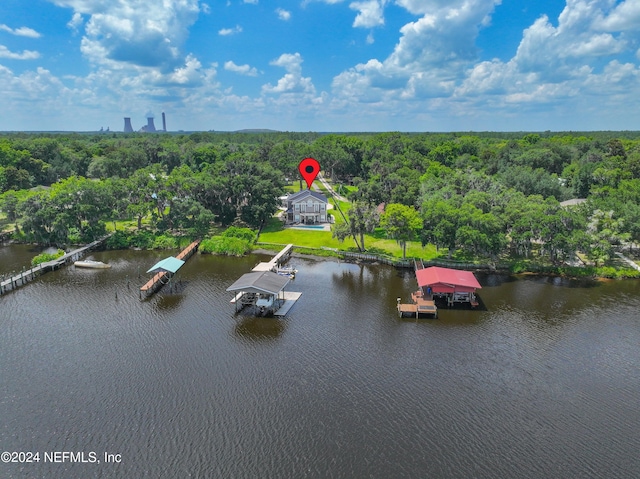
[124,117,134,133]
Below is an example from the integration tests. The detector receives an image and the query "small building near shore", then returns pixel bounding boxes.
[415,266,481,307]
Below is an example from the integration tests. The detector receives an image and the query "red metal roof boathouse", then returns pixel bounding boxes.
[416,266,481,308]
[398,265,482,318]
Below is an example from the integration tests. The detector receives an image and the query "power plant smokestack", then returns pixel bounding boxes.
[162,112,167,132]
[146,117,156,132]
[124,117,133,133]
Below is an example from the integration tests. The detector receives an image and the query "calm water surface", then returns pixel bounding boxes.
[1,246,639,478]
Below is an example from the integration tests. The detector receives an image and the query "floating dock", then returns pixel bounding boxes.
[140,239,200,297]
[274,292,302,316]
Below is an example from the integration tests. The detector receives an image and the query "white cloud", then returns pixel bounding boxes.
[0,45,40,60]
[224,60,258,76]
[219,25,243,36]
[244,0,258,4]
[262,53,315,94]
[49,0,201,69]
[67,13,84,32]
[276,8,292,21]
[0,24,42,38]
[349,0,386,28]
[332,0,500,102]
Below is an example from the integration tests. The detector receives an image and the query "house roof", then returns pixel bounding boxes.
[288,189,327,203]
[146,256,185,274]
[226,271,290,295]
[416,266,481,293]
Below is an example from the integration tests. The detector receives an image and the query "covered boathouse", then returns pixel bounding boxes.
[415,266,481,308]
[227,270,302,317]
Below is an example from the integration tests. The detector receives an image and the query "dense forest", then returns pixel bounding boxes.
[2,131,640,273]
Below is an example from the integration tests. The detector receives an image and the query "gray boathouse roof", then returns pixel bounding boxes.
[226,270,290,295]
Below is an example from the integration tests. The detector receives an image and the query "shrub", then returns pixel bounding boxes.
[152,234,179,249]
[105,231,130,250]
[222,226,256,243]
[200,236,252,256]
[32,249,64,266]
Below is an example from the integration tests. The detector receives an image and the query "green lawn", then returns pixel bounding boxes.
[0,212,16,233]
[258,218,439,260]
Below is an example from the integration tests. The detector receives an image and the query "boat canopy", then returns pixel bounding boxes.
[146,256,185,274]
[226,271,290,296]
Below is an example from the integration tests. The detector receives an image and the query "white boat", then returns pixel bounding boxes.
[74,259,111,269]
[276,266,297,278]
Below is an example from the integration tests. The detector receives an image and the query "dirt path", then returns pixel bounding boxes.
[317,173,348,202]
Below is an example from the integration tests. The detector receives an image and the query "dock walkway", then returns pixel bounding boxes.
[0,234,111,296]
[140,240,200,297]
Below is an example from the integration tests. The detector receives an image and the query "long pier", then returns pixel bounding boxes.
[0,235,112,296]
[251,243,294,273]
[140,239,200,297]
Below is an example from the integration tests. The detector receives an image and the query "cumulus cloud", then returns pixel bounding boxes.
[276,8,292,21]
[0,45,40,60]
[49,0,201,69]
[333,0,500,102]
[0,24,42,38]
[262,53,315,94]
[219,25,243,36]
[224,60,258,76]
[349,0,386,28]
[450,0,640,123]
[66,12,84,32]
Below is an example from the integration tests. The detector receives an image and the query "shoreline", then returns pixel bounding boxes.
[3,239,639,281]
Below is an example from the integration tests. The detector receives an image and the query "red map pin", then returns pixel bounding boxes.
[298,158,321,189]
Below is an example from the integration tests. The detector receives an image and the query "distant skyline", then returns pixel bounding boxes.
[1,1,640,132]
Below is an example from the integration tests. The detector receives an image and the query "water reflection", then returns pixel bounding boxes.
[234,316,286,341]
[153,293,185,312]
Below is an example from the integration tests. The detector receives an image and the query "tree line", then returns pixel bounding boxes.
[1,131,640,268]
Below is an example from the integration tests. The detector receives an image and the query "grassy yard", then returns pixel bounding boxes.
[0,212,15,233]
[258,218,439,260]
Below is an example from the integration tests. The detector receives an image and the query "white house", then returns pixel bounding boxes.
[285,190,329,224]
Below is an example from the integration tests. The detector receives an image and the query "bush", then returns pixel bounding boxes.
[222,226,256,243]
[105,231,130,250]
[32,249,64,266]
[152,234,179,249]
[200,236,252,256]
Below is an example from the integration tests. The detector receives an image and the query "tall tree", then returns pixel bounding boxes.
[380,203,422,259]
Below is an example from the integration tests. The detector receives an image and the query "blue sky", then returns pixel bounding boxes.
[1,0,639,132]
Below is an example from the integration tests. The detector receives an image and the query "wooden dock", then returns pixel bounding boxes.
[252,244,294,272]
[0,235,111,296]
[140,239,200,297]
[397,292,438,319]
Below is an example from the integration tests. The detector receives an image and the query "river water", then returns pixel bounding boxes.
[1,246,639,478]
